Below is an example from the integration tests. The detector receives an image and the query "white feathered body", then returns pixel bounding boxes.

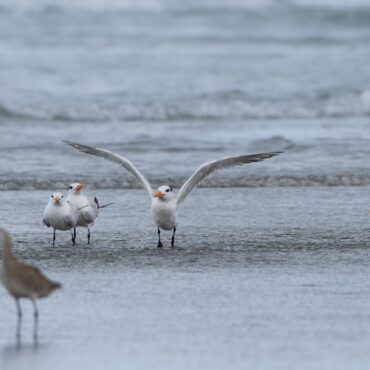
[43,201,77,231]
[151,198,178,230]
[66,193,98,227]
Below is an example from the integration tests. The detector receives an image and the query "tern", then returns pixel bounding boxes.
[0,228,61,340]
[64,141,282,248]
[43,192,78,246]
[67,182,113,244]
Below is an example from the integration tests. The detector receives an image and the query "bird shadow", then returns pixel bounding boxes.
[1,339,49,362]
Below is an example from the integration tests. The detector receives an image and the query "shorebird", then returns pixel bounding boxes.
[64,141,282,247]
[66,182,113,243]
[0,228,61,339]
[43,192,78,246]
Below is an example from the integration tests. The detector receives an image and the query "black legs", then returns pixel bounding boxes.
[53,227,90,246]
[75,226,91,244]
[15,299,22,339]
[70,230,75,246]
[171,227,176,248]
[157,226,177,248]
[54,229,76,246]
[72,227,91,245]
[32,300,39,340]
[157,227,163,248]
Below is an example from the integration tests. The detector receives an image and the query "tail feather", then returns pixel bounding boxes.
[98,202,114,209]
[51,281,62,290]
[94,196,114,209]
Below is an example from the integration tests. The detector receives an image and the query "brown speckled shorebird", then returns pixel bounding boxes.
[0,228,61,340]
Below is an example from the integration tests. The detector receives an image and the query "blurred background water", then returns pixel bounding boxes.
[1,0,370,369]
[1,0,370,189]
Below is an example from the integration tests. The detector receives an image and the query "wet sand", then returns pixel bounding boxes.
[1,187,370,370]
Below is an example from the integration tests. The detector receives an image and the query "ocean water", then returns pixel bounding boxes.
[1,0,370,189]
[1,0,370,369]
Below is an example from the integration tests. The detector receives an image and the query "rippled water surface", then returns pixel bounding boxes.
[1,188,370,370]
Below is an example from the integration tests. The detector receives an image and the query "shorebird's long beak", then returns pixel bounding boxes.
[153,191,164,198]
[76,183,85,192]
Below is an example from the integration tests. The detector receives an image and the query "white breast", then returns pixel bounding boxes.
[43,202,77,231]
[151,199,178,230]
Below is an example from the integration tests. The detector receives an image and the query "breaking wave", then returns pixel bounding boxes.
[2,173,370,190]
[1,90,370,122]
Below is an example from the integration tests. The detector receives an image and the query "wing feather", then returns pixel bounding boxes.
[13,263,61,298]
[63,215,75,228]
[64,141,153,199]
[176,151,282,205]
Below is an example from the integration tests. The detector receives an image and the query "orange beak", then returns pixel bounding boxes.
[54,196,61,204]
[75,183,85,192]
[153,191,164,198]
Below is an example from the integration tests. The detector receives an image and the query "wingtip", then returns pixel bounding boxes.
[268,151,284,157]
[63,140,77,147]
[63,140,90,152]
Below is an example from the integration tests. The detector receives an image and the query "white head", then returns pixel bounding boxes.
[153,185,175,201]
[49,192,65,206]
[68,182,85,194]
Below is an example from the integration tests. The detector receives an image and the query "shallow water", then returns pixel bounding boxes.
[1,187,370,370]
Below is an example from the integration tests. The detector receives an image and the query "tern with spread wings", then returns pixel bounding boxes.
[65,141,282,248]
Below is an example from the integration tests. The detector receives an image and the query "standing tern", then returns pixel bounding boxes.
[43,192,78,246]
[0,228,61,340]
[64,141,282,247]
[67,182,113,244]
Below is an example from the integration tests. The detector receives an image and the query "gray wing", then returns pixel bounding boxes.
[176,151,283,205]
[43,218,51,228]
[64,141,153,200]
[63,215,75,228]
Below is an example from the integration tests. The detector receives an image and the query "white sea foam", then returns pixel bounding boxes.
[1,90,369,122]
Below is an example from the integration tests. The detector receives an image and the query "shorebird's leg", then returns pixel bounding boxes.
[15,299,22,339]
[53,229,56,246]
[87,227,91,244]
[74,227,77,242]
[70,230,75,246]
[32,299,39,340]
[157,227,163,248]
[171,226,176,248]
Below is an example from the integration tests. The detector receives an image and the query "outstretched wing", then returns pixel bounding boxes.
[64,141,153,199]
[176,151,283,205]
